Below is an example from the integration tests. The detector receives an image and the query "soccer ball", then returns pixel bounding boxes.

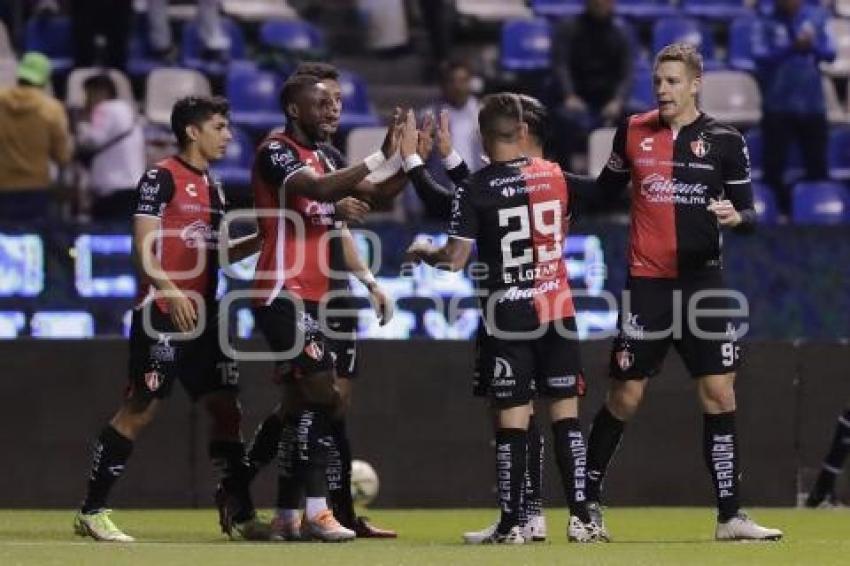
[350,459,379,506]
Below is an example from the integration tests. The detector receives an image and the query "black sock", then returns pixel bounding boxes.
[294,408,332,499]
[523,414,544,520]
[276,416,302,509]
[209,440,255,522]
[812,409,850,498]
[81,426,134,514]
[246,413,283,482]
[327,419,356,528]
[552,418,590,523]
[703,412,740,522]
[586,405,625,503]
[495,428,527,534]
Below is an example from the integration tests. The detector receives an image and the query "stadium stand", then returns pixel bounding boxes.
[24,15,73,75]
[210,124,254,187]
[752,181,780,225]
[226,62,285,133]
[500,18,552,72]
[144,67,212,125]
[792,180,850,224]
[180,16,247,74]
[222,0,298,22]
[700,70,762,127]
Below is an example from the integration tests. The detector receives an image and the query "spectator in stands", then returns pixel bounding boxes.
[416,59,483,219]
[551,0,632,171]
[147,0,230,62]
[754,0,835,215]
[70,0,133,69]
[75,74,145,222]
[0,52,71,219]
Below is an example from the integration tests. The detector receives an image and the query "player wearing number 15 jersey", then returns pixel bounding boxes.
[404,95,601,544]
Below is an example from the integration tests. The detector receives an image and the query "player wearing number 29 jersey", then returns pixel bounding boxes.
[448,156,576,333]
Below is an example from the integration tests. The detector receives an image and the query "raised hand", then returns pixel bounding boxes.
[436,109,453,158]
[400,109,419,158]
[381,107,404,158]
[417,111,436,158]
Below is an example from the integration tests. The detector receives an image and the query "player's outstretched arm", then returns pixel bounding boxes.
[289,111,404,202]
[405,236,473,272]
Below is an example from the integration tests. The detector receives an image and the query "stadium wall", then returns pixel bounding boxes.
[1,339,848,508]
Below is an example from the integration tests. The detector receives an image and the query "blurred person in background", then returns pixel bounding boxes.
[70,0,133,69]
[417,59,483,220]
[75,74,145,222]
[146,0,230,62]
[753,0,835,215]
[551,0,632,171]
[0,52,71,220]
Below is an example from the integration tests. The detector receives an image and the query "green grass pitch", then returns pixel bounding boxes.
[1,507,848,565]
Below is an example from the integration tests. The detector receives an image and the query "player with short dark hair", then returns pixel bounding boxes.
[403,94,602,544]
[585,43,782,541]
[407,96,551,543]
[249,72,404,541]
[243,62,401,540]
[74,96,264,542]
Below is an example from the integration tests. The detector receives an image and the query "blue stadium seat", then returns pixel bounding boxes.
[652,17,722,70]
[627,64,655,112]
[728,16,757,72]
[751,181,779,225]
[501,19,552,71]
[792,181,850,225]
[681,0,752,21]
[226,63,285,133]
[744,128,804,183]
[339,71,380,130]
[211,126,254,187]
[259,20,326,54]
[181,17,246,74]
[616,0,678,21]
[24,16,73,74]
[828,127,850,181]
[532,0,584,18]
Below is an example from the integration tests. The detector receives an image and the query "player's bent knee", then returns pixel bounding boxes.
[607,380,646,420]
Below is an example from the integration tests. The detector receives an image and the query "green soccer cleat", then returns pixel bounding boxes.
[74,509,135,542]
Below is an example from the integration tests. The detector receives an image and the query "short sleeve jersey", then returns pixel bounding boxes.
[251,132,346,304]
[132,156,226,312]
[448,156,575,332]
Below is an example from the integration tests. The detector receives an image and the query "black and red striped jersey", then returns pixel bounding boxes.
[251,131,346,305]
[448,156,576,332]
[598,110,755,278]
[132,156,226,312]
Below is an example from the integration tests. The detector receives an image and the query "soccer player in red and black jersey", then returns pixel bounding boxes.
[243,63,400,540]
[74,96,264,542]
[405,95,602,544]
[249,73,403,541]
[585,43,782,541]
[408,99,551,543]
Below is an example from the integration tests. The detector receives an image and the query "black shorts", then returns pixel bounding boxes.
[480,318,585,409]
[254,295,335,381]
[128,303,239,402]
[610,271,744,380]
[325,292,359,380]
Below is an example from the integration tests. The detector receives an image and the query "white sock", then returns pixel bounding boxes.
[276,508,300,523]
[305,497,329,520]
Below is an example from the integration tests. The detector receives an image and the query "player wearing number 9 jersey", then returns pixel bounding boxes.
[584,43,782,542]
[405,94,602,543]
